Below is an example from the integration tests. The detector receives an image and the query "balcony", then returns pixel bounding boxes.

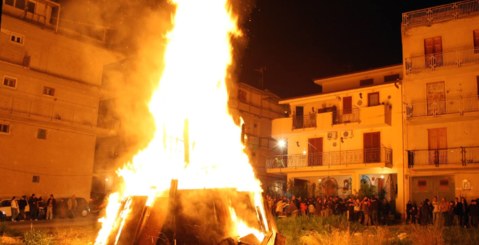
[407,96,479,119]
[407,146,479,168]
[404,48,479,74]
[402,0,479,30]
[0,93,97,127]
[266,147,393,170]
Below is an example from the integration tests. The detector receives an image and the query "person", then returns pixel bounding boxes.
[46,194,55,220]
[420,199,431,225]
[10,196,19,222]
[67,195,77,218]
[28,194,38,220]
[468,199,479,228]
[453,197,463,226]
[432,196,440,225]
[18,196,28,221]
[406,200,413,224]
[439,197,449,226]
[361,197,371,226]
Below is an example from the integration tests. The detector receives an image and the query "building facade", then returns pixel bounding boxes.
[267,65,406,213]
[402,0,479,203]
[0,0,121,198]
[228,82,287,194]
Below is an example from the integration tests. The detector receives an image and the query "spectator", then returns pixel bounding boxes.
[67,195,78,218]
[10,196,19,222]
[46,194,55,220]
[18,196,28,221]
[469,199,479,228]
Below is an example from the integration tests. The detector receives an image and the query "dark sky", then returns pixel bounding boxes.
[237,0,459,98]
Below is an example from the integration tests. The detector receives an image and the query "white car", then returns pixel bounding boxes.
[0,199,12,218]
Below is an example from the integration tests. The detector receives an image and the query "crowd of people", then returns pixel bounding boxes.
[406,197,479,227]
[7,194,78,222]
[266,194,479,228]
[266,195,394,226]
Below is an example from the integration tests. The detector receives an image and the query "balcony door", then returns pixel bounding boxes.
[364,132,380,163]
[428,128,447,165]
[294,106,304,128]
[426,81,446,116]
[424,36,443,67]
[308,137,323,166]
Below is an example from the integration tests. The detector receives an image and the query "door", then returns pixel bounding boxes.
[308,137,323,166]
[364,132,380,163]
[424,36,443,67]
[426,82,446,116]
[294,106,304,128]
[428,128,447,165]
[411,176,454,203]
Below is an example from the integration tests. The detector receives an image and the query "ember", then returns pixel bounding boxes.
[94,0,282,244]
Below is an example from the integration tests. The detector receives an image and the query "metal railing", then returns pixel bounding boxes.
[404,48,479,74]
[266,147,392,169]
[407,96,479,118]
[292,114,317,129]
[0,93,97,127]
[402,0,479,30]
[407,146,479,167]
[334,108,360,124]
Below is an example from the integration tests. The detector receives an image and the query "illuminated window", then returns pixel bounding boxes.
[37,128,47,139]
[0,123,10,134]
[43,86,55,96]
[3,76,17,88]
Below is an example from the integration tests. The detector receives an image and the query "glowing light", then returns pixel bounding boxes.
[277,139,286,149]
[95,0,268,244]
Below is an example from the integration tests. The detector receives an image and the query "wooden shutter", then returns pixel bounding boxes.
[343,96,352,114]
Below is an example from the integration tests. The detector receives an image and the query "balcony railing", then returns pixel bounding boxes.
[402,0,479,30]
[335,108,360,124]
[407,96,479,118]
[292,114,317,129]
[266,147,392,169]
[405,48,479,74]
[292,108,360,129]
[407,146,479,168]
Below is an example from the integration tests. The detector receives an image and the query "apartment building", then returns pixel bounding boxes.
[228,82,286,193]
[268,65,405,213]
[0,0,121,198]
[401,0,479,202]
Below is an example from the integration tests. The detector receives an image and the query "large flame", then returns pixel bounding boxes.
[95,0,268,244]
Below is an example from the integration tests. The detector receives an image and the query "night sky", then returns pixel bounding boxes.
[237,0,460,98]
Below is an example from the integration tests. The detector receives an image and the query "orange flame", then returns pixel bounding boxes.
[95,0,268,244]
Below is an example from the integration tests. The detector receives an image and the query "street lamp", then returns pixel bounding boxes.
[277,139,286,149]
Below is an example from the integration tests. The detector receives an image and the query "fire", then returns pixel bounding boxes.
[95,0,270,244]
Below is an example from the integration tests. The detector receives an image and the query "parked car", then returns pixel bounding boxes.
[0,199,12,219]
[54,197,90,218]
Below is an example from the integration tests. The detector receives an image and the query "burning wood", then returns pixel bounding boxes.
[94,0,284,244]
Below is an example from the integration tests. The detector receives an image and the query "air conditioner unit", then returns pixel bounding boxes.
[327,131,337,140]
[342,130,353,138]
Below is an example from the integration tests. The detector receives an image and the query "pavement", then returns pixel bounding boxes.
[1,215,101,231]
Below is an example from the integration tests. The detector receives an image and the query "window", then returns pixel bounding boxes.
[37,128,47,139]
[43,86,55,96]
[26,1,35,13]
[342,96,352,114]
[384,74,400,83]
[238,89,247,103]
[360,78,373,87]
[418,180,427,187]
[15,0,25,10]
[474,30,479,53]
[424,36,443,67]
[368,92,380,107]
[32,176,40,183]
[3,76,17,88]
[0,123,10,134]
[363,132,380,163]
[9,33,24,45]
[439,179,449,186]
[5,0,14,6]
